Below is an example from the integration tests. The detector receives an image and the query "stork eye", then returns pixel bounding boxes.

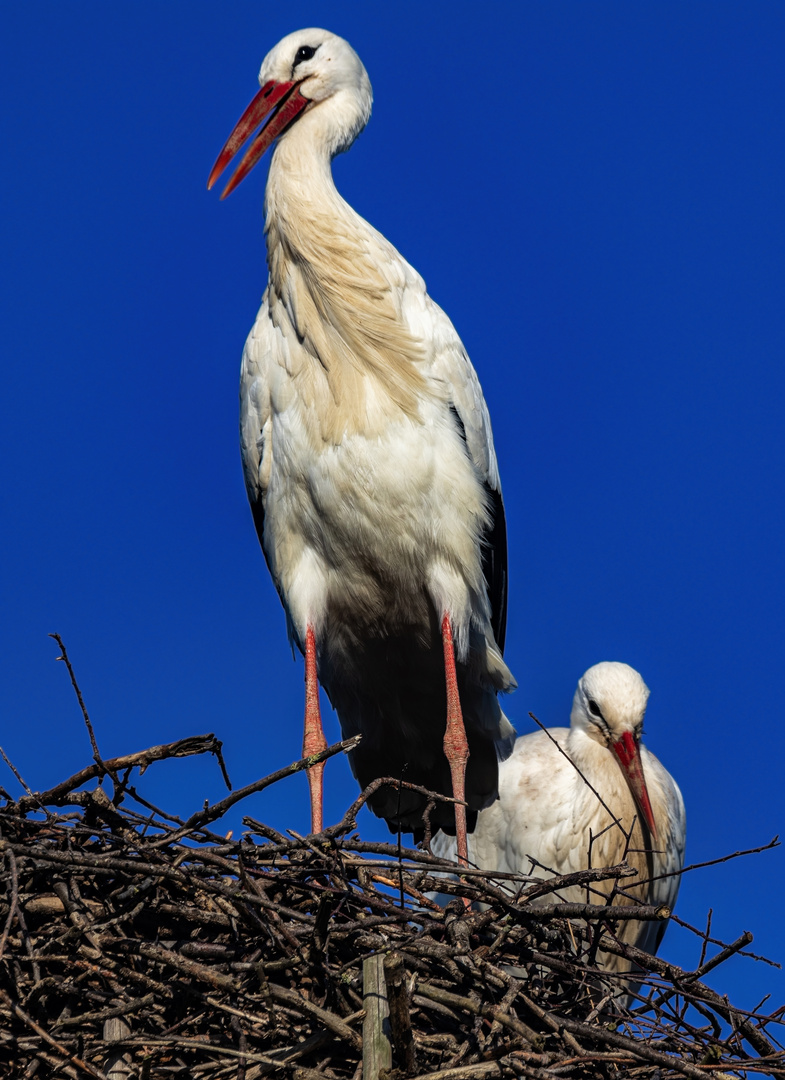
[588,699,603,719]
[293,45,319,68]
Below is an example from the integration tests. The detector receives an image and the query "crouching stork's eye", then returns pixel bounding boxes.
[588,699,603,720]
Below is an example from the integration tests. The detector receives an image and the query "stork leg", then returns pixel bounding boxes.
[441,614,470,868]
[303,624,328,834]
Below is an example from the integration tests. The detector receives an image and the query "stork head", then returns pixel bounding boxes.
[208,29,373,198]
[571,662,658,838]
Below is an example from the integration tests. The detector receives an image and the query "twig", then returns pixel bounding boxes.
[671,912,781,968]
[49,633,105,773]
[637,836,780,888]
[169,734,363,838]
[529,713,627,839]
[0,847,20,961]
[686,932,755,981]
[0,745,47,814]
[12,733,226,813]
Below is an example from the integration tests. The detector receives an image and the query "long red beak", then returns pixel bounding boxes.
[612,731,658,839]
[208,80,310,199]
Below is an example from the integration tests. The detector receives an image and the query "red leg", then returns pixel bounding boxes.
[441,614,470,869]
[303,624,328,834]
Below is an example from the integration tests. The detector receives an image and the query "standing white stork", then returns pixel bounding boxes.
[433,662,686,971]
[208,29,515,860]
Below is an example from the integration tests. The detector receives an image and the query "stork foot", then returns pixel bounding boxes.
[304,624,328,834]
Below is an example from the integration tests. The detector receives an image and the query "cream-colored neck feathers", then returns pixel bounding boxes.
[264,133,431,443]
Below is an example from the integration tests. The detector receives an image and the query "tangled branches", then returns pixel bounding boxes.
[0,637,781,1078]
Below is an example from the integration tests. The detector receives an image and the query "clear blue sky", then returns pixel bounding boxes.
[3,2,784,1015]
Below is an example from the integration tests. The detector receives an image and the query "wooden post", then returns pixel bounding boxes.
[104,1017,133,1079]
[384,951,417,1074]
[362,954,391,1080]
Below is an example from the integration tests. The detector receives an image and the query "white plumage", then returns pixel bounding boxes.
[209,29,515,854]
[433,662,686,970]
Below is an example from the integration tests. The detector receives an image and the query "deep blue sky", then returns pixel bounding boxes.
[3,3,784,1016]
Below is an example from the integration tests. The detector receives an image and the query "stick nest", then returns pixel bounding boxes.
[0,725,782,1078]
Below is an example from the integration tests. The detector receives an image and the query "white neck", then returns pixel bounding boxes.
[258,116,431,443]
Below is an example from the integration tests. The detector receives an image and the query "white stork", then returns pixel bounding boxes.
[208,29,515,859]
[433,662,686,973]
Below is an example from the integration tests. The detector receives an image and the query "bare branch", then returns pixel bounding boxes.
[49,633,105,771]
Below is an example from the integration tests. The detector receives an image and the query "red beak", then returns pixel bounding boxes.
[612,731,658,839]
[208,80,311,199]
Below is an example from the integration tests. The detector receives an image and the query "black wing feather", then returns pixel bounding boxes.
[483,483,508,654]
[448,405,509,654]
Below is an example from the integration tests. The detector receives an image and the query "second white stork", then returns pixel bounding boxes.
[208,29,516,859]
[433,662,686,971]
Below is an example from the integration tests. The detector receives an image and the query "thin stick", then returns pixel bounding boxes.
[164,734,363,839]
[0,745,49,817]
[0,848,19,960]
[636,836,780,888]
[49,633,104,770]
[13,733,226,814]
[529,713,628,839]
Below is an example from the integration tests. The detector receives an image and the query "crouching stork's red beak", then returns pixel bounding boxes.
[612,730,658,839]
